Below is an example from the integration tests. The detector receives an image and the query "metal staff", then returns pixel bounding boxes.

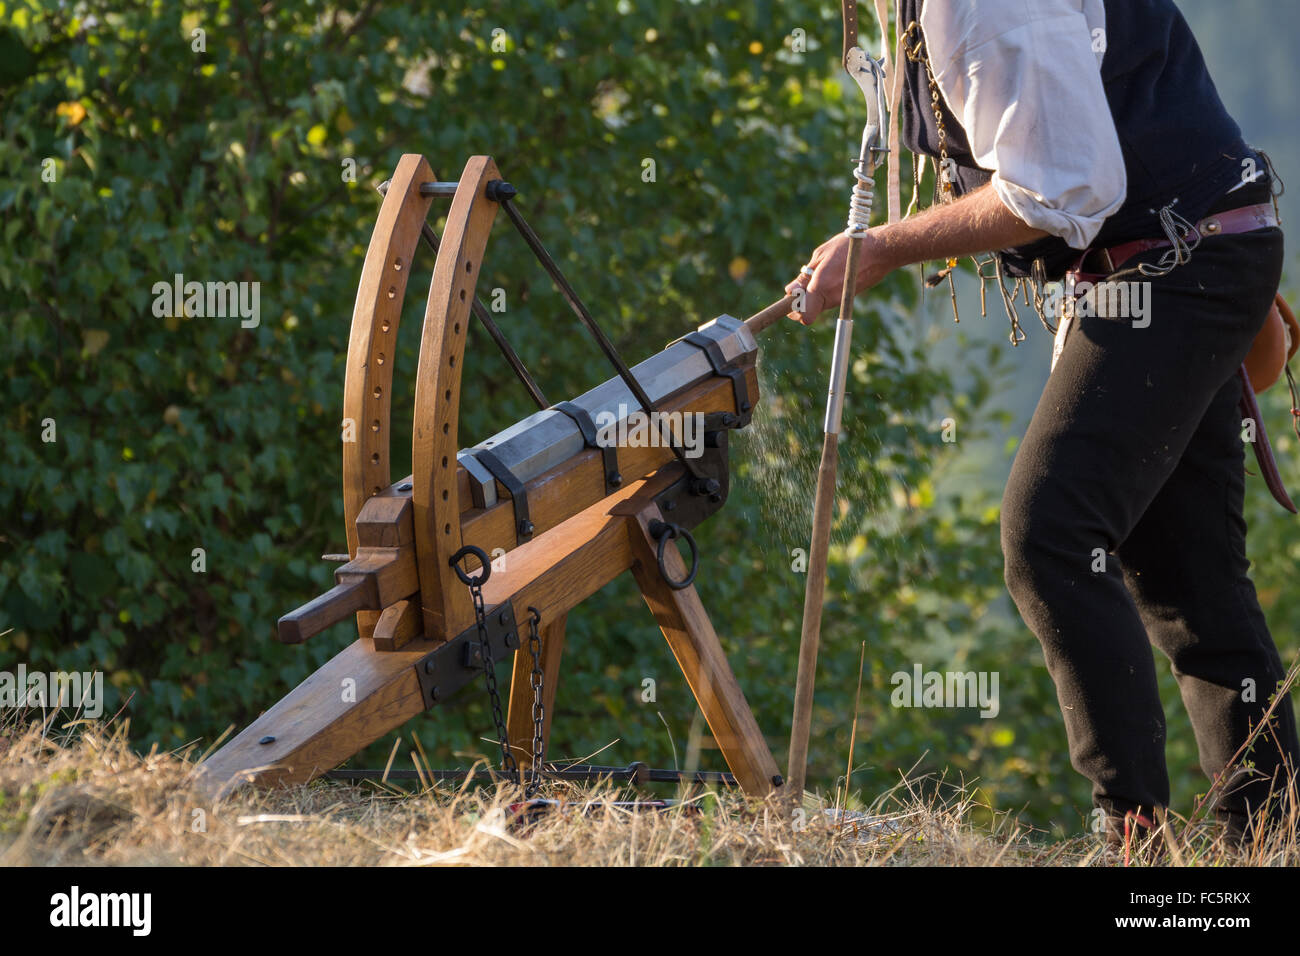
[786,40,889,803]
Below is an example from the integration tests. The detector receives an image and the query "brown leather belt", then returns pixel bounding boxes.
[1069,201,1278,284]
[1063,201,1295,514]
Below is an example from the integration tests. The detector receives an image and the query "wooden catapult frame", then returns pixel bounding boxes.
[197,155,789,800]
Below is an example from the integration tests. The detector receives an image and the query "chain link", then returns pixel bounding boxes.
[453,548,548,795]
[465,571,518,782]
[525,606,545,798]
[900,19,953,207]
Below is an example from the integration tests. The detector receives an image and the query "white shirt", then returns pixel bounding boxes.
[919,0,1126,249]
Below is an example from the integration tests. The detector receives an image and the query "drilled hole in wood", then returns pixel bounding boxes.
[393,257,403,271]
[373,385,382,399]
[442,422,449,434]
[454,322,461,334]
[373,486,381,496]
[377,353,385,365]
[444,523,451,535]
[444,389,451,400]
[371,453,380,465]
[441,456,448,467]
[459,290,466,302]
[381,319,390,333]
[442,489,449,501]
[449,355,455,367]
[465,261,473,273]
[371,420,380,433]
[387,286,396,299]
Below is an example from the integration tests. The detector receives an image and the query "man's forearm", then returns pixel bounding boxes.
[871,183,1049,272]
[787,182,1055,322]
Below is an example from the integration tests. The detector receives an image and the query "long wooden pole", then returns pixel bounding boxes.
[747,40,885,804]
[785,230,867,803]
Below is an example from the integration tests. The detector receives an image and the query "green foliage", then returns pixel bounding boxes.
[18,0,1286,840]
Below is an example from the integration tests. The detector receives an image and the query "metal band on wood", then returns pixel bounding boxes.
[553,400,622,493]
[472,447,535,545]
[678,331,752,420]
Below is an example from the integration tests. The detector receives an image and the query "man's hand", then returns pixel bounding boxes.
[781,184,1049,327]
[785,229,893,326]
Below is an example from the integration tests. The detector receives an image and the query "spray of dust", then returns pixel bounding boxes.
[734,358,925,587]
[735,359,822,549]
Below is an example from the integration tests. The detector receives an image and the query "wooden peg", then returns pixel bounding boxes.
[372,599,421,651]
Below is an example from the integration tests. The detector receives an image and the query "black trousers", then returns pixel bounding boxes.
[1001,210,1300,831]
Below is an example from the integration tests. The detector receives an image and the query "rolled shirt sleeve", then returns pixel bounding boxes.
[920,0,1126,250]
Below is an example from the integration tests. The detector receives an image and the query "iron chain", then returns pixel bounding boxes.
[525,606,545,798]
[451,547,546,795]
[466,570,518,781]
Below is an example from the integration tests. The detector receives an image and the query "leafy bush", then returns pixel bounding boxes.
[9,1,1288,837]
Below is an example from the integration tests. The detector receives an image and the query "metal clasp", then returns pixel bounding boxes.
[844,46,888,157]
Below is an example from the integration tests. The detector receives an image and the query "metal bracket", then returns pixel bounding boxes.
[471,447,535,544]
[845,46,888,158]
[553,400,622,493]
[673,331,754,427]
[651,411,738,532]
[414,600,520,709]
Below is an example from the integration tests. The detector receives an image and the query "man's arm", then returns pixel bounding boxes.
[787,0,1123,325]
[787,183,1048,324]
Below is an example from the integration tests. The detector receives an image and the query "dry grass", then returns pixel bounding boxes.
[3,717,1296,867]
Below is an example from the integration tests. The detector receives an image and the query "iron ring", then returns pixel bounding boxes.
[448,545,491,586]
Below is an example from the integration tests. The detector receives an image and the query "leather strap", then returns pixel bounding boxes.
[842,0,860,64]
[1073,203,1278,283]
[876,0,904,223]
[1238,366,1297,514]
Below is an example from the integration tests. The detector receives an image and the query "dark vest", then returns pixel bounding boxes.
[898,0,1258,277]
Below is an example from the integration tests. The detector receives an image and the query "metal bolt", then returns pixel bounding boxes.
[609,472,622,487]
[259,735,275,745]
[398,482,412,492]
[424,660,435,674]
[498,610,510,626]
[664,500,676,511]
[428,686,439,702]
[693,477,720,497]
[486,180,518,202]
[519,519,535,536]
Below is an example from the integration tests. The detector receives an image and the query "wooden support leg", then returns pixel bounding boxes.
[626,505,781,796]
[506,613,568,769]
[191,636,437,801]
